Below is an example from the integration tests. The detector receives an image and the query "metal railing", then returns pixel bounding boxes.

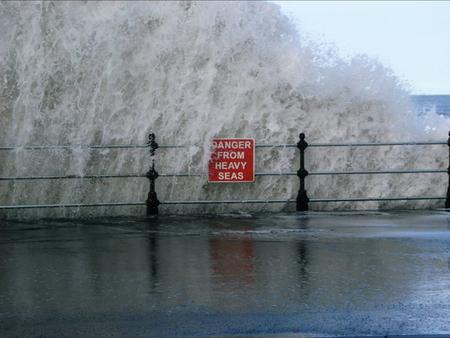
[0,132,449,214]
[292,133,450,211]
[1,196,446,210]
[1,141,445,151]
[0,169,446,181]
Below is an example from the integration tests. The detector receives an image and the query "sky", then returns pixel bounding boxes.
[274,1,450,95]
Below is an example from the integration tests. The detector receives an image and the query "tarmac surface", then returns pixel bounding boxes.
[2,211,450,337]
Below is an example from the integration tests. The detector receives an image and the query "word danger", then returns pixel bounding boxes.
[213,140,253,150]
[208,138,255,183]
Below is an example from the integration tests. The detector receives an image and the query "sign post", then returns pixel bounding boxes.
[208,138,255,183]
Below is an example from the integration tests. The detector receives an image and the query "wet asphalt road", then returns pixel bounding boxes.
[2,211,450,337]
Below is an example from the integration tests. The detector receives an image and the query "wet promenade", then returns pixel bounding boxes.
[1,211,450,337]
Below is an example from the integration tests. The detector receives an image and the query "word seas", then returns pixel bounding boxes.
[208,138,255,183]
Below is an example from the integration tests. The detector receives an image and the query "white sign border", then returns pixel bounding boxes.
[207,138,256,183]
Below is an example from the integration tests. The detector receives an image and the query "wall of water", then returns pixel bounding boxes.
[0,1,449,218]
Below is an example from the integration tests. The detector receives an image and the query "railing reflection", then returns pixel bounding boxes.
[1,216,446,315]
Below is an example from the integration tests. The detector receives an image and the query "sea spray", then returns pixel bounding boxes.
[0,1,448,217]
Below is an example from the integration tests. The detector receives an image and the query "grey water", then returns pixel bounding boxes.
[2,211,450,337]
[411,95,450,116]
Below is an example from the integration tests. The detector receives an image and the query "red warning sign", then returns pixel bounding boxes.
[208,138,255,183]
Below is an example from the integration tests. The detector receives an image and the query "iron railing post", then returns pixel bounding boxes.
[146,133,160,215]
[296,132,309,211]
[446,131,450,208]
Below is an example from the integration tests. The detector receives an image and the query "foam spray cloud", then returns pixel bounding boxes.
[0,1,448,217]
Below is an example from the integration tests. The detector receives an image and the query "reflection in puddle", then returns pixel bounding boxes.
[2,212,450,335]
[210,238,255,287]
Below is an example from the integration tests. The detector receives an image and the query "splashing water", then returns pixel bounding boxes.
[0,1,449,217]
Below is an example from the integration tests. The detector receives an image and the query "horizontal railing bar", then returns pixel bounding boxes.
[0,202,146,209]
[0,141,446,151]
[0,144,187,150]
[256,169,447,176]
[256,144,297,148]
[158,145,190,149]
[161,199,293,204]
[0,169,445,181]
[160,173,203,177]
[310,197,445,202]
[310,169,447,175]
[0,196,445,209]
[259,142,447,148]
[0,144,293,150]
[0,174,205,180]
[165,197,446,204]
[0,170,441,181]
[0,173,290,180]
[308,141,446,147]
[0,201,291,209]
[0,145,147,150]
[0,174,209,180]
[0,174,146,180]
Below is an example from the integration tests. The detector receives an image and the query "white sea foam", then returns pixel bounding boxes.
[0,1,449,217]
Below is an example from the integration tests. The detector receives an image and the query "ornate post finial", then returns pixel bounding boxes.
[297,132,308,151]
[148,133,159,157]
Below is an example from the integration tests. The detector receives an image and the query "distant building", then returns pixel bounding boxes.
[411,95,450,116]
